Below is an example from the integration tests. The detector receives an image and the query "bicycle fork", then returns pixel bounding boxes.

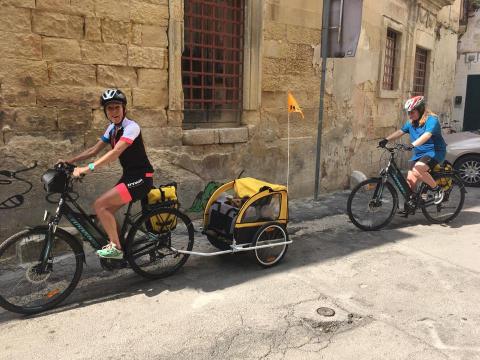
[37,198,65,273]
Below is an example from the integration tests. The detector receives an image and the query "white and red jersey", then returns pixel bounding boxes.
[101,118,153,176]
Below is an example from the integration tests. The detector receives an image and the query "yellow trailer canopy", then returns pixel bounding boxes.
[234,177,287,198]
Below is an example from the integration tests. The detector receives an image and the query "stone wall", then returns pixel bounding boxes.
[0,0,175,238]
[0,0,461,239]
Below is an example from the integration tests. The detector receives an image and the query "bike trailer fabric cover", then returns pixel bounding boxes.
[207,198,239,238]
[145,184,178,233]
[234,178,287,198]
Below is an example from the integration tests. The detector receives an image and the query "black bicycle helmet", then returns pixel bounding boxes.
[100,88,127,107]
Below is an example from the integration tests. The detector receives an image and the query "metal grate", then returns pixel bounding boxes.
[412,47,428,96]
[382,29,398,91]
[182,0,244,121]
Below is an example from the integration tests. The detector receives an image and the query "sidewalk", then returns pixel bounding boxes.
[288,191,350,224]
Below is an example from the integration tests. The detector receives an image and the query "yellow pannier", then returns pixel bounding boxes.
[433,162,453,190]
[146,184,178,233]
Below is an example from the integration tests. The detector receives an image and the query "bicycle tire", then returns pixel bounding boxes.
[0,227,84,315]
[421,174,465,224]
[347,178,399,231]
[125,207,194,280]
[253,222,289,268]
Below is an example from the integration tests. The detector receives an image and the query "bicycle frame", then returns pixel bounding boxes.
[38,190,144,270]
[377,150,412,201]
[377,147,466,208]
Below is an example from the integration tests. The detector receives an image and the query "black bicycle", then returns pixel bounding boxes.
[0,163,194,315]
[347,144,466,231]
[0,162,37,209]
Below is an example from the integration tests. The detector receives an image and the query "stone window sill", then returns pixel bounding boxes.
[182,127,249,145]
[378,88,401,99]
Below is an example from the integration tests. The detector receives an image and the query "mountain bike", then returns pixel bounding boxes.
[347,144,466,231]
[0,163,194,315]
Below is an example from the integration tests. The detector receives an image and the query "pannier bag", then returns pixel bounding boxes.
[433,161,453,190]
[208,198,239,238]
[145,183,178,233]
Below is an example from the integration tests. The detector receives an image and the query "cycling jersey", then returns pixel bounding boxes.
[401,115,447,163]
[100,118,153,176]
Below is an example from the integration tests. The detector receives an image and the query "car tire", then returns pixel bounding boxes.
[454,155,480,187]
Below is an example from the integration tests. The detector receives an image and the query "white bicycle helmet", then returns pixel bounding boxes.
[100,89,127,107]
[404,96,425,113]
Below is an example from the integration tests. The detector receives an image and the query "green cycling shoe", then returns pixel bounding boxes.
[97,243,124,259]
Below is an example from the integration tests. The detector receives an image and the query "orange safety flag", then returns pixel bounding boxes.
[287,91,304,119]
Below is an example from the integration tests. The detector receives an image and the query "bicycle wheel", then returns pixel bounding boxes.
[125,207,194,279]
[347,178,399,231]
[421,174,465,223]
[0,228,83,315]
[253,223,289,268]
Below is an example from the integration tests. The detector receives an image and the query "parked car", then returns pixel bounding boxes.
[444,130,480,187]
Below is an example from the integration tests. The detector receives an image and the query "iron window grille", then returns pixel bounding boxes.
[412,47,428,96]
[182,0,245,126]
[382,29,398,91]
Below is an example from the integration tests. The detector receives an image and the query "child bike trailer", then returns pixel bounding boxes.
[203,177,290,267]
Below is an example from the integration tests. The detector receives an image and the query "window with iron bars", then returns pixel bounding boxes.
[412,47,428,96]
[382,29,399,91]
[182,0,245,127]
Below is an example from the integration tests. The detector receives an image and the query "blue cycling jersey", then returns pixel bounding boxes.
[401,115,447,162]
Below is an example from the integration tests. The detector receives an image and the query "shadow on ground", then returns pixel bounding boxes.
[0,188,478,322]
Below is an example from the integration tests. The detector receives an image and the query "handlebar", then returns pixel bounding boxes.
[53,162,85,181]
[54,162,76,174]
[378,143,412,152]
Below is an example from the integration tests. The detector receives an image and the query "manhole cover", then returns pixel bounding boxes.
[316,307,335,317]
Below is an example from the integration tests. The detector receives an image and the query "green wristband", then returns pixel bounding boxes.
[88,163,95,171]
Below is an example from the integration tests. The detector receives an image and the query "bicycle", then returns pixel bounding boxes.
[0,163,194,315]
[0,162,37,209]
[347,144,466,231]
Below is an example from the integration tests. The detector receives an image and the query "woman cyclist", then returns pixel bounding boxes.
[64,89,154,259]
[379,96,447,213]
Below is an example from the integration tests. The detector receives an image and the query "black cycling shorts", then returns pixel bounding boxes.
[412,156,438,171]
[115,172,153,204]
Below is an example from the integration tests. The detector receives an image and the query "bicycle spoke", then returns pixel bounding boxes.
[126,208,193,279]
[347,179,397,231]
[0,230,82,314]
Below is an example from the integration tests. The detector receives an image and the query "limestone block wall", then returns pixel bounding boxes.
[0,0,461,240]
[256,0,461,191]
[0,0,174,237]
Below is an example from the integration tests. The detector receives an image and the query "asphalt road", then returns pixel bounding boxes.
[0,188,479,360]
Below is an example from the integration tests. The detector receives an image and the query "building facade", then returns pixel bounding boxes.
[453,2,480,131]
[0,0,461,236]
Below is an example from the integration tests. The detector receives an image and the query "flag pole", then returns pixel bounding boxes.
[287,111,290,189]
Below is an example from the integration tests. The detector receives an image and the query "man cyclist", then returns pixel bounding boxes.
[64,89,154,259]
[379,96,447,213]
